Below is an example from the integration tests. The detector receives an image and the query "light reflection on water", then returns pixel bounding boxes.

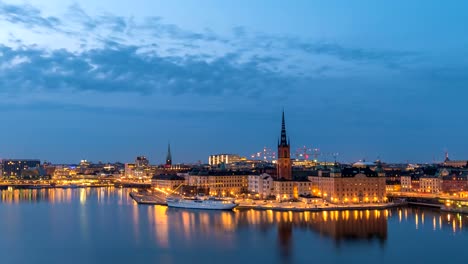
[0,188,467,264]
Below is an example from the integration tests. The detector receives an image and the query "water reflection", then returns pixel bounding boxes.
[397,207,466,233]
[1,188,468,263]
[0,187,134,205]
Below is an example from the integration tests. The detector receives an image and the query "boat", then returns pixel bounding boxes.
[56,184,79,189]
[166,195,239,210]
[129,191,167,205]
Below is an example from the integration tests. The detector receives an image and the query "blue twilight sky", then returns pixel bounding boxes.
[0,0,467,164]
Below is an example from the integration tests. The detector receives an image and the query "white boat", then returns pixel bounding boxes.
[166,195,239,210]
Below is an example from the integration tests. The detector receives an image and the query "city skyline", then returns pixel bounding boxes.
[1,0,468,163]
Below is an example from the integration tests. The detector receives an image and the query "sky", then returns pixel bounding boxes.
[0,0,467,164]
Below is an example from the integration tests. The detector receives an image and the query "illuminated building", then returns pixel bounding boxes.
[443,152,468,168]
[272,179,314,201]
[2,159,41,178]
[135,156,149,168]
[151,174,185,190]
[420,175,441,193]
[248,173,274,198]
[53,165,78,179]
[124,163,136,177]
[308,163,386,203]
[185,171,249,196]
[442,171,468,193]
[208,154,243,166]
[401,174,420,192]
[277,111,292,180]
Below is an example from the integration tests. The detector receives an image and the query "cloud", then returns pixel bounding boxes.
[0,1,424,77]
[0,43,297,98]
[0,0,61,30]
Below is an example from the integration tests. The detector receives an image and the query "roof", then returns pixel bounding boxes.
[152,174,185,181]
[341,167,378,177]
[189,170,258,176]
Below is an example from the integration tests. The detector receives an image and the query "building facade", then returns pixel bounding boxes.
[2,159,41,178]
[151,174,185,190]
[135,156,149,168]
[208,154,243,166]
[248,173,274,198]
[420,176,441,193]
[308,166,386,204]
[185,171,249,196]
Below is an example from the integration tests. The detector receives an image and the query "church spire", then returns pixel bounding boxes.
[165,143,172,166]
[279,110,288,147]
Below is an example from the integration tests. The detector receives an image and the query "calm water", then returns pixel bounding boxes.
[0,188,466,264]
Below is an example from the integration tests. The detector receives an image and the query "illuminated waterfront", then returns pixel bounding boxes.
[0,188,467,264]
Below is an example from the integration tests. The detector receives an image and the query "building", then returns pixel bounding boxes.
[2,159,41,178]
[124,163,136,177]
[185,170,250,196]
[273,179,296,200]
[277,111,292,180]
[401,174,421,192]
[441,169,468,194]
[208,154,243,166]
[53,165,78,179]
[308,164,386,204]
[151,174,185,190]
[135,156,149,168]
[248,173,274,198]
[165,143,172,168]
[267,178,314,201]
[420,175,441,193]
[443,152,467,168]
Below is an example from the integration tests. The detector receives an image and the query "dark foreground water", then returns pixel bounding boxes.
[0,188,466,264]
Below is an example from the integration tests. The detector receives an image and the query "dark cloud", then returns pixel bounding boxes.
[0,0,61,30]
[0,44,296,97]
[296,42,419,66]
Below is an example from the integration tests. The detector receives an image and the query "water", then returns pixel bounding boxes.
[0,188,466,264]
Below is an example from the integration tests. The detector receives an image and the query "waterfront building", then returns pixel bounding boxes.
[53,165,78,179]
[20,166,50,180]
[441,169,468,193]
[308,163,386,203]
[151,174,185,190]
[185,170,250,196]
[420,175,442,194]
[248,173,274,198]
[2,159,41,178]
[400,174,420,192]
[277,111,292,180]
[273,179,296,200]
[208,154,244,166]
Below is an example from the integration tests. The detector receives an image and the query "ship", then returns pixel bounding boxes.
[166,195,239,210]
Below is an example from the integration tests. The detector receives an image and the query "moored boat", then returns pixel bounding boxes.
[166,195,238,210]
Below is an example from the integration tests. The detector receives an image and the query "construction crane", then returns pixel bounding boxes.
[294,145,314,160]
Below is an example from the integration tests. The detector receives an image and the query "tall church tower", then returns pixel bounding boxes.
[165,143,172,168]
[277,111,292,180]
